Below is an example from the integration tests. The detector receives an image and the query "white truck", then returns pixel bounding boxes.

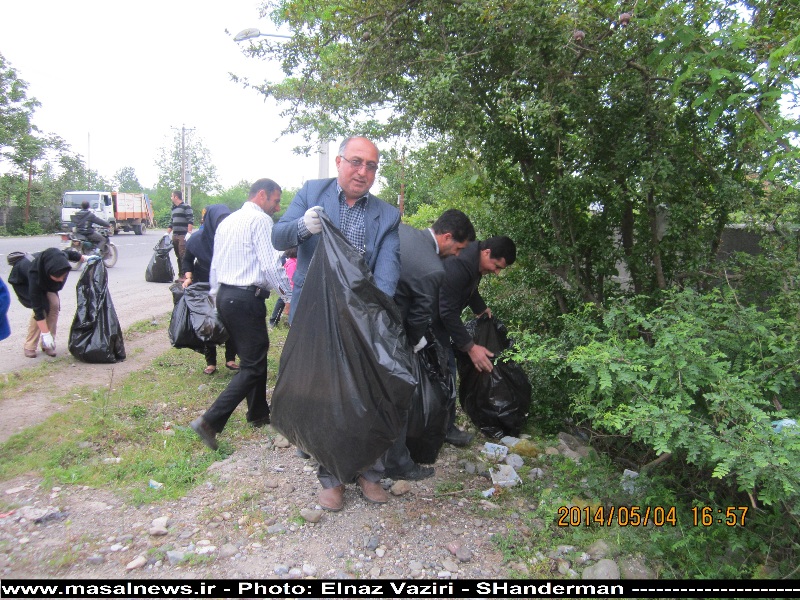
[61,190,154,235]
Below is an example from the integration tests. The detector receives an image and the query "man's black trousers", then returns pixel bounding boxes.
[203,284,270,432]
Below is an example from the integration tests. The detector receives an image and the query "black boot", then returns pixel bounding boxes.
[445,427,474,447]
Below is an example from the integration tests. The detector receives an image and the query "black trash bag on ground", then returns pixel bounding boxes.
[168,282,228,349]
[405,337,452,464]
[272,213,416,483]
[145,235,174,282]
[456,315,532,438]
[68,258,126,363]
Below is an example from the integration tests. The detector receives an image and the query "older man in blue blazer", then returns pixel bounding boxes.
[272,135,401,511]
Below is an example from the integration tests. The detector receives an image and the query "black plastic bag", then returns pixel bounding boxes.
[405,338,452,464]
[145,235,174,282]
[456,315,532,438]
[169,281,185,305]
[154,234,173,256]
[271,213,416,483]
[168,282,228,349]
[68,258,126,363]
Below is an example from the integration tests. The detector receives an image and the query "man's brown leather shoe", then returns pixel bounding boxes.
[319,485,345,511]
[357,476,388,504]
[24,349,37,358]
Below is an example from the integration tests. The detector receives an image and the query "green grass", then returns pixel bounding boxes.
[0,318,289,506]
[434,480,465,495]
[0,314,171,400]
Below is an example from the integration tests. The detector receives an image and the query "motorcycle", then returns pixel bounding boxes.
[59,226,118,269]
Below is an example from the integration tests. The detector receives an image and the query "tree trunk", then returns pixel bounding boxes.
[25,161,32,224]
[647,190,667,290]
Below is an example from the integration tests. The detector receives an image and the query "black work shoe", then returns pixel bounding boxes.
[445,428,474,447]
[190,417,219,451]
[386,464,435,481]
[249,415,271,428]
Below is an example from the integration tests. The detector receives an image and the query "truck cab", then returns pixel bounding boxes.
[61,191,115,233]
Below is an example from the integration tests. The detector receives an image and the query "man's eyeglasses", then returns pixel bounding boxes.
[340,155,379,173]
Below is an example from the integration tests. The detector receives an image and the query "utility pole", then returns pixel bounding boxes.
[181,126,186,203]
[318,138,329,178]
[171,124,195,204]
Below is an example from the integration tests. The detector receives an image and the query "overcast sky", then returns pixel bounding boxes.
[1,0,336,191]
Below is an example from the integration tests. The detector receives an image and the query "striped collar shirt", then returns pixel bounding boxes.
[337,185,368,255]
[209,201,291,302]
[169,202,194,235]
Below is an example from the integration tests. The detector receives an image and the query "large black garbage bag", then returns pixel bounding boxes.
[68,258,126,363]
[405,338,452,464]
[168,282,228,349]
[456,315,532,438]
[145,235,174,282]
[272,213,416,483]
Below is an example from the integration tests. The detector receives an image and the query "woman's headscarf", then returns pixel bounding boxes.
[185,204,231,268]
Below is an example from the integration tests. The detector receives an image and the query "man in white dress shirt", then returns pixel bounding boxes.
[190,178,292,450]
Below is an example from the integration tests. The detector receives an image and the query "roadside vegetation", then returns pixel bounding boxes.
[1,302,796,579]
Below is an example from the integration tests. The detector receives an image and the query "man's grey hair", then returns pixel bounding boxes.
[338,137,381,162]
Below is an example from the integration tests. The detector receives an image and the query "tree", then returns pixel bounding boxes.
[113,166,143,192]
[247,0,799,320]
[154,129,220,198]
[0,52,40,167]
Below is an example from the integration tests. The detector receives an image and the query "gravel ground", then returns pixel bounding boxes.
[0,434,514,581]
[0,331,628,587]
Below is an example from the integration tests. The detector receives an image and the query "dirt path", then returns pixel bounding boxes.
[0,326,519,581]
[0,328,172,444]
[0,324,623,583]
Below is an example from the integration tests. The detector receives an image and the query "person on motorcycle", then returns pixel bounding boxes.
[72,200,109,254]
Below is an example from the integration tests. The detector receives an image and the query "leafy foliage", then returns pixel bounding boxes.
[248,0,799,317]
[0,52,40,165]
[113,166,143,192]
[509,286,800,511]
[154,129,220,197]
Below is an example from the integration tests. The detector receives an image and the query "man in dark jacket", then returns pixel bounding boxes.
[7,248,84,358]
[385,209,475,480]
[433,236,517,446]
[72,200,109,253]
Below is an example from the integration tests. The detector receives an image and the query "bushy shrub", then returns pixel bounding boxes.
[510,288,800,511]
[9,221,44,236]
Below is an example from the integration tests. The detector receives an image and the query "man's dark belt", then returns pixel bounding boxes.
[221,283,270,298]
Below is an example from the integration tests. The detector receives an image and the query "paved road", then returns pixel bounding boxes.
[0,230,177,374]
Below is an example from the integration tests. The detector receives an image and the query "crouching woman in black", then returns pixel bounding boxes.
[7,248,84,358]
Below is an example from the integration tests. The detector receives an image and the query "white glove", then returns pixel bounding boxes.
[184,231,192,241]
[41,332,55,350]
[413,336,427,353]
[303,206,323,235]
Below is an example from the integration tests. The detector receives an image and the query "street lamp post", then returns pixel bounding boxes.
[233,28,292,42]
[234,27,329,179]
